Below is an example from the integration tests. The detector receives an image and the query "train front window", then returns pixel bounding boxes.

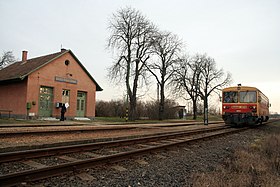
[223,91,238,103]
[240,91,256,103]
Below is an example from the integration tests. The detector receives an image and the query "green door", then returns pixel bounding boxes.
[76,92,86,117]
[39,86,53,117]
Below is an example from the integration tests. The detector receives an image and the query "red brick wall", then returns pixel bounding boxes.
[0,80,27,117]
[26,52,97,119]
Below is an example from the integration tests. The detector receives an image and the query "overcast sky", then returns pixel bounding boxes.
[1,0,279,113]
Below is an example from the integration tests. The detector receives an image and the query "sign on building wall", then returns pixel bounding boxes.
[55,76,77,84]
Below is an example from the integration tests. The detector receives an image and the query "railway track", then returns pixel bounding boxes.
[0,120,224,128]
[0,124,248,186]
[0,121,224,136]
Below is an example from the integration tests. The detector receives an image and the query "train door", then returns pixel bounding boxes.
[39,86,53,117]
[76,91,86,117]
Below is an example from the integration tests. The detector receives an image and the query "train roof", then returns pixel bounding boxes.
[222,86,258,91]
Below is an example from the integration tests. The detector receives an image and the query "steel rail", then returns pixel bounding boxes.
[0,126,136,136]
[0,121,224,128]
[0,125,229,163]
[0,124,89,128]
[0,127,247,187]
[0,121,225,135]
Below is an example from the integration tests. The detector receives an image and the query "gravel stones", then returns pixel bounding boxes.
[26,123,280,186]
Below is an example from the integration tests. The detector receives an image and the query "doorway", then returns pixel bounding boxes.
[39,86,53,117]
[76,91,86,117]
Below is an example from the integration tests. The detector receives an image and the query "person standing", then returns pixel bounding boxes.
[60,104,67,121]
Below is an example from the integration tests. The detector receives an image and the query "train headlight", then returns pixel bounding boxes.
[249,105,257,113]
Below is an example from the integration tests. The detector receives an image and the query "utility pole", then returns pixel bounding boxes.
[125,93,128,122]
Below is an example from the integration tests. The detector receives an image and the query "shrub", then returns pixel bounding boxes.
[95,99,179,120]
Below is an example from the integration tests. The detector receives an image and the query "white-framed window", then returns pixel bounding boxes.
[62,89,70,104]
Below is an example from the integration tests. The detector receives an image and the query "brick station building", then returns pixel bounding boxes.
[0,49,102,119]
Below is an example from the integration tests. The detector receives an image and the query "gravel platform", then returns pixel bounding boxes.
[25,122,280,187]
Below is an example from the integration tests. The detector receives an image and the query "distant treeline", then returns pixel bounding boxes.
[95,99,180,120]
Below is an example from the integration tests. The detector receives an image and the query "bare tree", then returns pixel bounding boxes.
[0,51,16,69]
[172,53,232,121]
[146,31,183,120]
[197,54,232,124]
[171,54,201,120]
[107,7,157,120]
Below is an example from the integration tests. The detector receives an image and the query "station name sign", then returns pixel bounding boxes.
[55,76,78,84]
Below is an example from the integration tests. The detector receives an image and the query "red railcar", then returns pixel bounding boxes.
[222,85,269,125]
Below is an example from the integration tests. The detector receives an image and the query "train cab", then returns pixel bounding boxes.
[222,85,269,125]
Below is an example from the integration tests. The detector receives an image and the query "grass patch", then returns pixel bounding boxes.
[192,122,280,186]
[94,117,128,123]
[94,117,190,124]
[185,115,223,121]
[95,115,223,123]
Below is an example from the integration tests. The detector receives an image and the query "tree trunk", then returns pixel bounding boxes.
[192,99,197,120]
[129,95,137,121]
[159,83,165,120]
[203,95,208,125]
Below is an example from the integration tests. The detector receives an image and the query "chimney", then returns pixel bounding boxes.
[22,51,28,62]
[61,48,67,52]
